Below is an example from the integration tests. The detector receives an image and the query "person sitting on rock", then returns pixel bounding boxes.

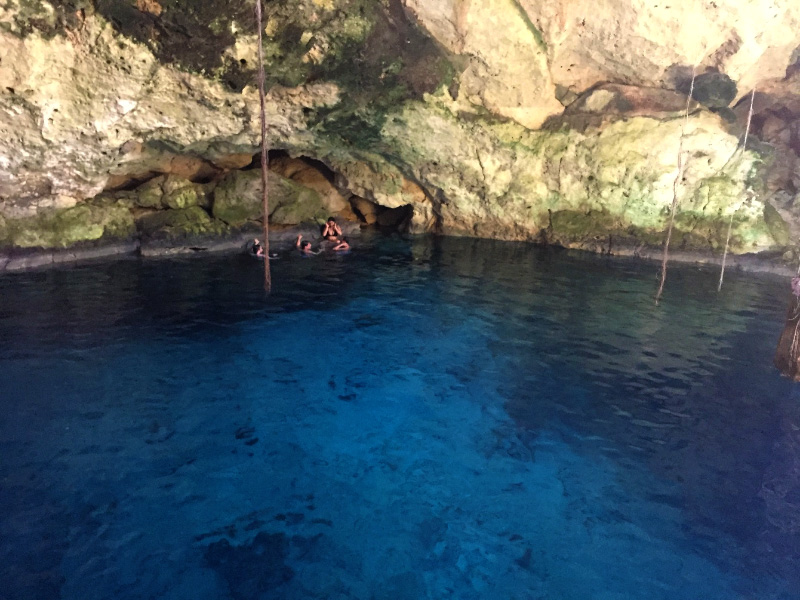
[331,237,350,252]
[295,234,320,256]
[321,217,342,241]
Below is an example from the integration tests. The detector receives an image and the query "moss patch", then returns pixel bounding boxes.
[135,178,165,208]
[137,206,228,238]
[546,205,766,253]
[212,169,324,226]
[4,203,135,248]
[549,210,622,239]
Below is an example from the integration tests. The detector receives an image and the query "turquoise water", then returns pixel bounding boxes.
[1,235,798,600]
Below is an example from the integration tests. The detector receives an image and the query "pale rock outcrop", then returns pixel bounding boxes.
[528,0,800,99]
[270,157,350,214]
[381,91,771,250]
[404,0,800,120]
[0,10,340,217]
[403,0,562,129]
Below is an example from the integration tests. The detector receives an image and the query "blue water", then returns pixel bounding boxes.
[1,235,799,600]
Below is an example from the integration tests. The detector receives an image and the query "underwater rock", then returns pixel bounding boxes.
[204,532,294,600]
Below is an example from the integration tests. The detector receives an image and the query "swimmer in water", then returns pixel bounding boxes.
[295,234,320,255]
[331,237,350,252]
[250,238,279,259]
[321,217,342,241]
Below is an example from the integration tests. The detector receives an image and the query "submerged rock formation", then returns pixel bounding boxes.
[1,0,799,264]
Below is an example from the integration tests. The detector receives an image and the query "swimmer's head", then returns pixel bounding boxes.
[301,241,311,250]
[327,216,336,223]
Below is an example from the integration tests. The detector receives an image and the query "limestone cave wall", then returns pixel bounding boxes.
[1,0,799,261]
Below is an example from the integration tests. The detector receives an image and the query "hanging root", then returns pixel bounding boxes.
[717,88,756,293]
[717,213,734,292]
[656,68,696,305]
[788,300,800,367]
[255,0,272,293]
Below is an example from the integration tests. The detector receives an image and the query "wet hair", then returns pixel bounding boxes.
[327,216,336,223]
[301,241,311,249]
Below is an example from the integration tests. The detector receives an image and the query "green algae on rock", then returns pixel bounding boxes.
[374,91,781,251]
[211,169,324,227]
[162,177,200,210]
[137,205,228,239]
[2,203,135,248]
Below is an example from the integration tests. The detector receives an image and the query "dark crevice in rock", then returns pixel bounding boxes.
[298,156,336,184]
[103,171,159,192]
[350,197,413,232]
[241,150,338,184]
[241,149,290,172]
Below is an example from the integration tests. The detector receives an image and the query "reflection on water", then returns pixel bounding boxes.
[1,235,798,600]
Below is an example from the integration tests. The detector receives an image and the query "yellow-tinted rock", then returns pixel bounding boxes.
[212,169,325,226]
[211,154,255,170]
[5,203,135,248]
[350,196,379,225]
[271,157,349,214]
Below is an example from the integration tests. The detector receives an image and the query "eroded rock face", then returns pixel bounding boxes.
[0,0,799,258]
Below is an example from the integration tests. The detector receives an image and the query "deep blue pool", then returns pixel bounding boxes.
[1,235,799,600]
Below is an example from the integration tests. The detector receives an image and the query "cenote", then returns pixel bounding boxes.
[1,235,799,600]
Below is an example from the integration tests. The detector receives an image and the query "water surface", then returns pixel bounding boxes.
[1,236,798,599]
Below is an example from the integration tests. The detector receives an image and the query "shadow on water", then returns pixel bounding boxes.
[0,233,418,355]
[418,237,800,591]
